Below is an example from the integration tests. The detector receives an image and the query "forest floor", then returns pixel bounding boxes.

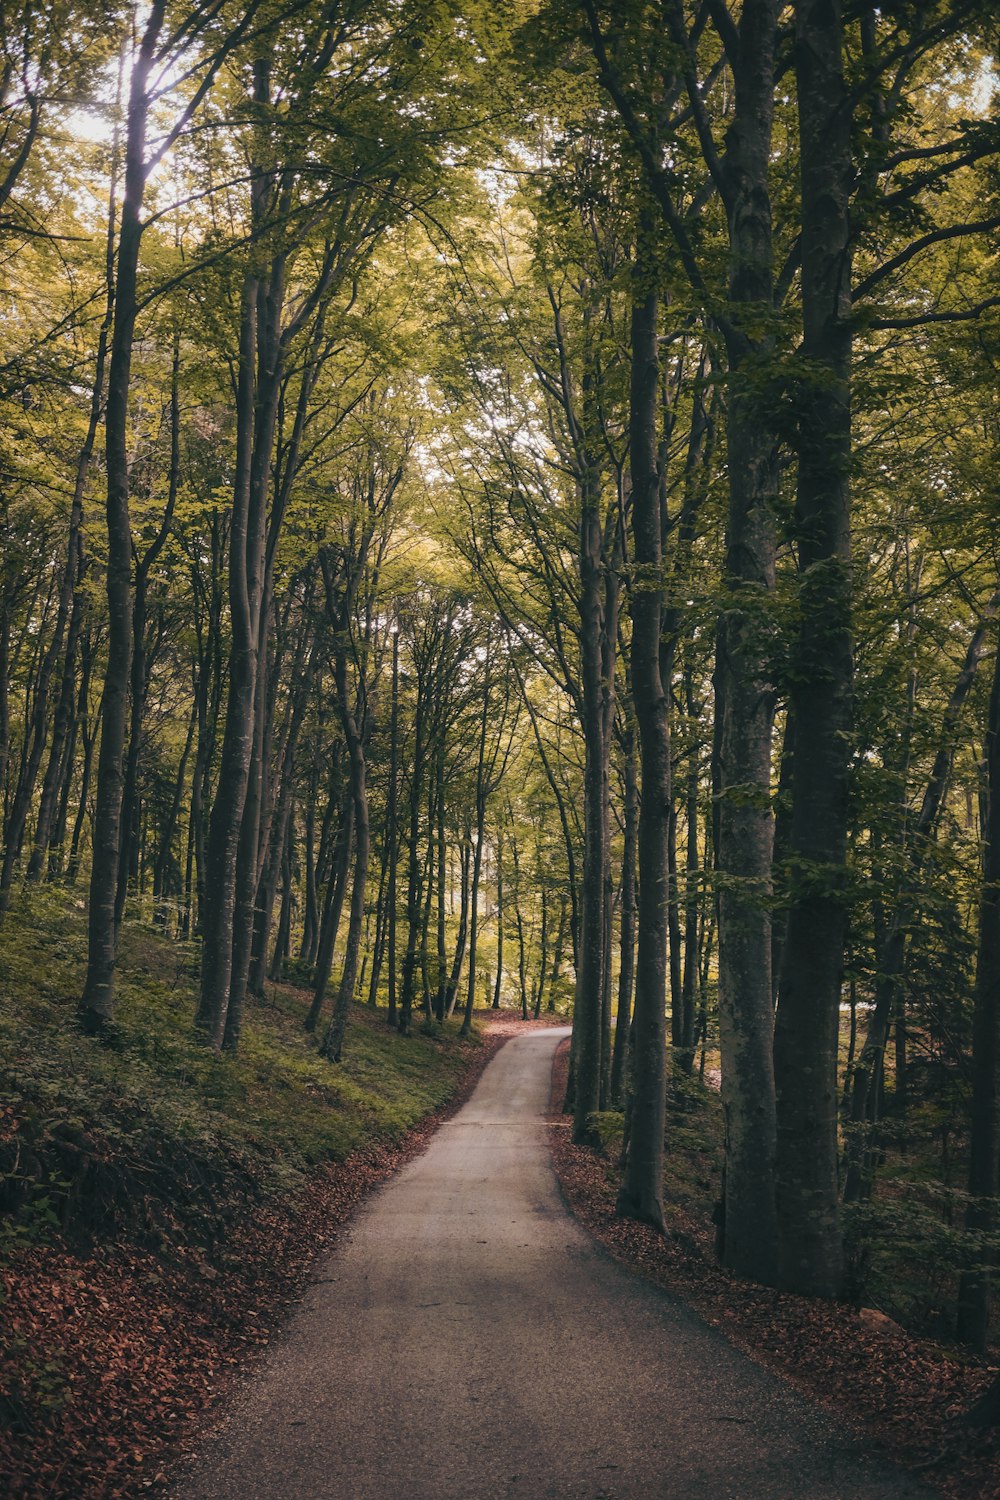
[0,889,558,1500]
[547,1040,1000,1500]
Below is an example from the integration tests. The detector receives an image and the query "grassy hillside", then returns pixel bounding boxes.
[0,888,489,1264]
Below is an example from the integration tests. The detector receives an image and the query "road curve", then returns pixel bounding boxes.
[175,1028,931,1500]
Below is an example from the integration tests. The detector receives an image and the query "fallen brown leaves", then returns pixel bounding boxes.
[546,1039,1000,1500]
[0,1026,507,1500]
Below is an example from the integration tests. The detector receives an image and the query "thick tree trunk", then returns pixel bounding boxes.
[771,0,854,1300]
[460,815,486,1036]
[399,679,425,1036]
[434,751,447,1021]
[680,671,701,1071]
[269,832,293,980]
[224,628,268,1052]
[197,275,258,1041]
[710,0,782,1284]
[617,279,667,1231]
[27,290,107,884]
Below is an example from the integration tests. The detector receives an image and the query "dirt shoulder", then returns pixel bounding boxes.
[547,1039,1000,1500]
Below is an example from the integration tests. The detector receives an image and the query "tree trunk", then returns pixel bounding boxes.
[399,672,425,1036]
[446,827,471,1020]
[321,648,370,1063]
[493,830,504,1010]
[611,728,637,1108]
[616,277,667,1231]
[957,618,1000,1350]
[680,671,700,1071]
[771,0,853,1300]
[573,469,608,1142]
[80,1,166,1027]
[305,790,354,1034]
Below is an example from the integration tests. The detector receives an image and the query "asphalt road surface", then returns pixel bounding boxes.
[175,1028,933,1500]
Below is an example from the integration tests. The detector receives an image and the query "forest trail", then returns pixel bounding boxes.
[174,1031,931,1500]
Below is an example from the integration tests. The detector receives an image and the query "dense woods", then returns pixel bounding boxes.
[2,0,1000,1434]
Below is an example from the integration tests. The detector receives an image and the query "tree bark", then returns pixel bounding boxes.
[80,0,166,1028]
[573,465,608,1142]
[617,276,667,1231]
[957,618,1000,1350]
[611,721,637,1107]
[305,788,353,1034]
[321,644,370,1062]
[709,0,782,1285]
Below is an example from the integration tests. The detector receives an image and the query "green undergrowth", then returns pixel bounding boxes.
[589,1063,725,1231]
[0,887,486,1264]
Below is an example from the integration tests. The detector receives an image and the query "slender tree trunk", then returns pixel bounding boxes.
[957,620,1000,1350]
[0,598,9,807]
[197,273,259,1042]
[306,790,353,1033]
[460,817,486,1036]
[511,824,529,1021]
[80,1,166,1027]
[321,648,370,1062]
[27,306,106,885]
[446,827,471,1019]
[709,0,783,1280]
[617,276,667,1230]
[492,831,504,1010]
[270,830,293,980]
[667,800,683,1050]
[573,470,608,1142]
[399,683,424,1036]
[533,885,549,1019]
[547,896,567,1012]
[611,730,637,1107]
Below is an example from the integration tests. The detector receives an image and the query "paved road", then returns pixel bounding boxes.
[175,1029,932,1500]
